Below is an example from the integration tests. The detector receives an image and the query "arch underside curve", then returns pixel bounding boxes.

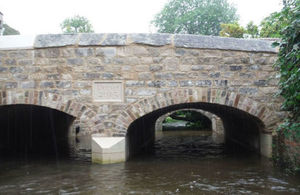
[0,90,97,135]
[115,88,281,136]
[155,108,215,130]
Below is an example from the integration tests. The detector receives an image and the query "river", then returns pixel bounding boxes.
[0,130,300,194]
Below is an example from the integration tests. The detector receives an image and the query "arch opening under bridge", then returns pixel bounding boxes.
[0,90,96,158]
[92,88,275,163]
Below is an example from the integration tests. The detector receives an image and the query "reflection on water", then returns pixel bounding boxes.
[0,130,300,194]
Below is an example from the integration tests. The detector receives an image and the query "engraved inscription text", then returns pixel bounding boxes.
[93,81,123,102]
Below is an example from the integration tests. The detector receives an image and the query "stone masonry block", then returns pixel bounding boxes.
[35,34,78,48]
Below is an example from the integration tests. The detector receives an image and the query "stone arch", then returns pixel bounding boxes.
[155,108,218,131]
[0,90,97,135]
[115,88,280,136]
[154,108,224,143]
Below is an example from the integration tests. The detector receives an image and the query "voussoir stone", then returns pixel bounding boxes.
[34,34,78,48]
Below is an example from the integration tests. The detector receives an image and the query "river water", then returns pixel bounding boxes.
[0,130,300,194]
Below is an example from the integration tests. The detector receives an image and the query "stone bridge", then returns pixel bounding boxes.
[0,33,283,163]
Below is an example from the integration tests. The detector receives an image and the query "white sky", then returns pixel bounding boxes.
[0,0,283,35]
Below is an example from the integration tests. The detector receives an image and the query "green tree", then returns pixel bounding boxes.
[152,0,238,36]
[273,0,300,173]
[219,23,245,38]
[3,24,20,35]
[60,15,94,33]
[246,21,259,38]
[274,0,300,118]
[260,12,286,38]
[259,0,299,38]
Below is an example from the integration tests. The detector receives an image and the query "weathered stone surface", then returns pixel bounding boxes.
[84,73,100,79]
[75,48,94,57]
[18,60,33,66]
[101,73,114,79]
[153,57,164,63]
[126,81,145,87]
[67,58,84,66]
[150,64,163,72]
[175,48,186,56]
[195,80,212,86]
[239,88,258,95]
[214,80,228,87]
[129,33,171,46]
[5,59,16,65]
[240,73,254,79]
[191,65,204,71]
[147,80,166,88]
[5,82,17,89]
[9,51,29,58]
[173,73,187,79]
[35,34,78,48]
[174,34,277,53]
[180,80,194,87]
[254,80,268,86]
[0,52,7,58]
[44,48,60,58]
[154,72,173,80]
[136,88,157,96]
[140,57,153,64]
[0,33,279,55]
[79,34,105,46]
[135,65,148,72]
[56,81,72,88]
[167,80,178,87]
[40,81,54,88]
[125,46,149,56]
[101,34,127,46]
[138,72,152,80]
[230,66,242,71]
[209,72,220,78]
[95,48,116,57]
[0,67,7,72]
[21,81,36,89]
[13,74,28,80]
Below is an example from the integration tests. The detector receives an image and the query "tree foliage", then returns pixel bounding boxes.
[246,21,259,38]
[3,24,20,35]
[163,110,212,130]
[274,0,300,118]
[60,15,94,33]
[273,0,300,173]
[260,11,288,38]
[152,0,238,36]
[219,23,245,38]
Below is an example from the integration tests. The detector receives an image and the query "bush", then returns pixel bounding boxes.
[273,0,300,174]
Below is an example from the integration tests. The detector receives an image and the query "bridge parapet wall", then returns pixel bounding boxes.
[0,33,283,135]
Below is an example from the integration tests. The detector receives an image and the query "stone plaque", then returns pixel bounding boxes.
[93,81,124,102]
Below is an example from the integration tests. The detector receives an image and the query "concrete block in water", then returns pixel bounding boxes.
[260,133,272,158]
[91,135,126,164]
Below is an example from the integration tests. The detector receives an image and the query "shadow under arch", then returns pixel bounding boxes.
[126,102,264,159]
[0,104,77,156]
[0,90,97,135]
[114,88,278,159]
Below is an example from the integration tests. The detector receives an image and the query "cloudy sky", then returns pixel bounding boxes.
[0,0,283,35]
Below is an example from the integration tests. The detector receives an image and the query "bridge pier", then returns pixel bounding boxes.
[260,132,272,158]
[91,135,126,164]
